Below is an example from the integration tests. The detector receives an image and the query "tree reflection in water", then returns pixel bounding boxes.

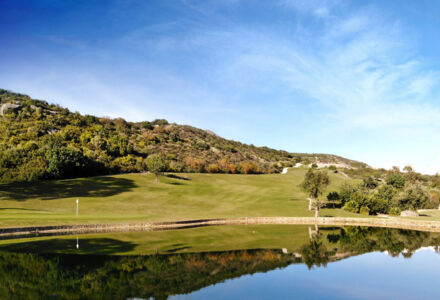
[0,226,440,299]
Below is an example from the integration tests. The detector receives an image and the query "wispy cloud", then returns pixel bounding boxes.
[115,1,440,145]
[2,0,440,173]
[221,7,440,134]
[118,1,440,172]
[278,0,341,18]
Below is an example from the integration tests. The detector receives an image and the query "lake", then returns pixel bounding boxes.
[0,225,439,299]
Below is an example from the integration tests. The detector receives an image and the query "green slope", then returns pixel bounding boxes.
[0,168,361,228]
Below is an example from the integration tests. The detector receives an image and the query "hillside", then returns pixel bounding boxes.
[0,88,366,183]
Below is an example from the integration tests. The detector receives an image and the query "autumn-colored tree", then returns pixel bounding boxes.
[205,163,220,173]
[185,157,206,173]
[239,162,261,174]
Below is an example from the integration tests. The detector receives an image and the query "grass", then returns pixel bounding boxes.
[0,168,363,228]
[0,224,334,255]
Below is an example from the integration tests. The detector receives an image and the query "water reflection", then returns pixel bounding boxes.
[0,226,439,299]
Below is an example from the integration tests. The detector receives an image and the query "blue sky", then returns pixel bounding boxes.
[1,0,440,174]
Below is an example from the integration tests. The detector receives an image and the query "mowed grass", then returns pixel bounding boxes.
[0,225,316,255]
[0,168,362,228]
[0,224,349,256]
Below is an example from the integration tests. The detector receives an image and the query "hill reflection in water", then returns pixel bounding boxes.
[0,226,439,299]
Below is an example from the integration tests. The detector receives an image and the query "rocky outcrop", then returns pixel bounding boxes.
[401,210,419,217]
[0,103,20,115]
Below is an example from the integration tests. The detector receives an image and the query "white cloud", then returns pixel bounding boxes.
[278,0,340,18]
[221,10,440,134]
[5,0,440,173]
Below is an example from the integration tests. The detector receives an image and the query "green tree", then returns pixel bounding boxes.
[44,143,89,179]
[343,189,371,213]
[386,174,406,189]
[403,165,413,173]
[145,154,167,183]
[370,185,396,214]
[362,176,378,189]
[299,235,330,269]
[301,169,330,212]
[326,191,340,208]
[397,185,430,210]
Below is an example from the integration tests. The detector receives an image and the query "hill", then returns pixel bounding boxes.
[0,88,366,183]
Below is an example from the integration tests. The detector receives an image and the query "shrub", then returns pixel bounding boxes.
[112,155,139,173]
[376,185,397,202]
[239,162,261,174]
[195,140,209,150]
[168,161,185,172]
[227,163,238,174]
[152,119,168,126]
[44,144,90,179]
[185,157,206,173]
[327,192,340,201]
[430,191,440,209]
[17,157,46,182]
[396,185,430,210]
[339,183,357,206]
[206,163,220,173]
[389,207,401,216]
[141,121,153,130]
[153,126,165,133]
[166,153,177,161]
[362,176,378,189]
[343,201,359,213]
[369,196,390,215]
[386,174,406,189]
[359,206,370,215]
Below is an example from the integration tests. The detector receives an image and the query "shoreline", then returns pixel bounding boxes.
[2,216,440,239]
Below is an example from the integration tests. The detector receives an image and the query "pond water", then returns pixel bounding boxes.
[0,225,439,299]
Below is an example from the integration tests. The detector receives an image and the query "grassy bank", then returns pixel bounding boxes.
[0,168,363,228]
[0,225,313,255]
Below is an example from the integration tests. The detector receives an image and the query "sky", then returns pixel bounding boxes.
[1,0,440,174]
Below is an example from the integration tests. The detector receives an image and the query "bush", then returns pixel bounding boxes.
[185,157,206,173]
[327,192,339,201]
[343,201,359,213]
[339,183,357,206]
[205,163,220,173]
[326,191,340,208]
[239,162,261,174]
[389,207,401,216]
[386,174,406,189]
[152,119,168,126]
[360,206,370,215]
[112,155,139,173]
[396,185,430,210]
[362,176,378,189]
[369,196,390,215]
[430,191,440,209]
[44,144,91,179]
[376,185,397,202]
[168,161,185,172]
[349,190,370,209]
